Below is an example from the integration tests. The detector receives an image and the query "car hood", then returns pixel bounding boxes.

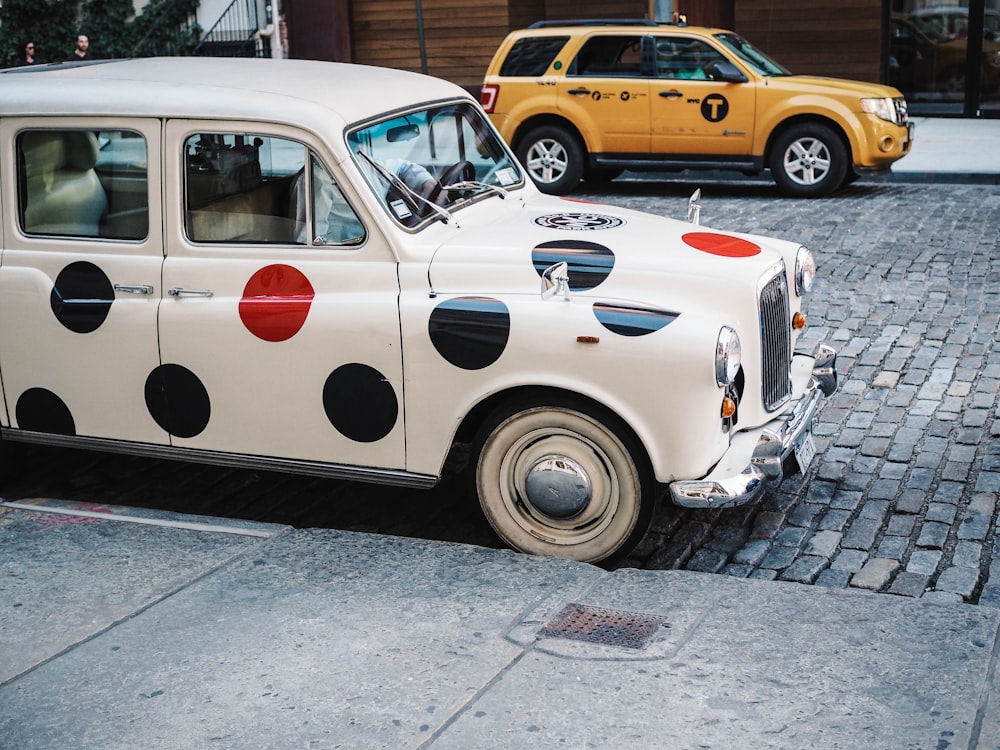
[425,198,798,309]
[769,74,903,99]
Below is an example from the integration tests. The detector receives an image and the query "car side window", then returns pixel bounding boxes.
[570,35,645,77]
[18,128,149,240]
[184,132,364,246]
[499,36,569,76]
[655,38,729,80]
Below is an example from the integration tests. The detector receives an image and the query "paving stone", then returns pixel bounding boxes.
[842,519,881,550]
[685,548,729,574]
[814,569,852,589]
[721,564,753,578]
[888,571,929,598]
[916,522,950,549]
[803,530,842,558]
[780,555,828,584]
[907,550,943,576]
[934,566,980,599]
[876,536,908,560]
[732,539,770,567]
[830,549,868,573]
[979,582,1000,609]
[951,541,983,570]
[886,514,916,536]
[895,490,926,515]
[925,503,958,524]
[851,558,899,591]
[760,546,798,571]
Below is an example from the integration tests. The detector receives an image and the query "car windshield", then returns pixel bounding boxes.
[347,101,522,228]
[713,32,791,77]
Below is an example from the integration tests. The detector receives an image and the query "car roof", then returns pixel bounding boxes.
[0,57,469,131]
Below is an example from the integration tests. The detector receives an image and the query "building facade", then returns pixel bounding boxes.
[281,0,998,117]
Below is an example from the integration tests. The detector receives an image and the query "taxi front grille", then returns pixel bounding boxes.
[759,271,792,411]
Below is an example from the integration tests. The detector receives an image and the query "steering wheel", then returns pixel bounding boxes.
[428,160,475,205]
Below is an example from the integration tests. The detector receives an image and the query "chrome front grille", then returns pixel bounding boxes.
[759,270,792,411]
[894,96,909,124]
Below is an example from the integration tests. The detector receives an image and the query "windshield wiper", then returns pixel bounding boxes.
[357,151,454,225]
[442,180,509,200]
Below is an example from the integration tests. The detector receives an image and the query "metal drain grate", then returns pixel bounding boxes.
[537,603,669,650]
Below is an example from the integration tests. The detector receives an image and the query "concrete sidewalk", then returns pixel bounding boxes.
[1,499,998,749]
[887,116,1000,183]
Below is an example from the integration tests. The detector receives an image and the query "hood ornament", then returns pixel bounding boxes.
[687,189,702,225]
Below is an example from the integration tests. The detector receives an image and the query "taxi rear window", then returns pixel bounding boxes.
[499,37,569,77]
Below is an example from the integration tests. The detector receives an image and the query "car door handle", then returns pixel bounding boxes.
[658,90,683,99]
[168,287,214,297]
[114,284,154,295]
[567,87,591,96]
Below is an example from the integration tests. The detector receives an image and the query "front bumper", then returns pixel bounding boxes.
[669,345,837,510]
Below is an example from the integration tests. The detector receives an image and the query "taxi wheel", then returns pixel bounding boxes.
[770,123,848,198]
[473,399,655,566]
[516,126,584,195]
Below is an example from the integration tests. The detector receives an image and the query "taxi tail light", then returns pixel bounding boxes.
[481,85,499,113]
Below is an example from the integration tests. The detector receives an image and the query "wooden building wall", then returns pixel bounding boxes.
[288,0,885,90]
[732,0,883,82]
[348,0,647,89]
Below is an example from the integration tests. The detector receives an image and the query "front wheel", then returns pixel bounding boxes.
[769,123,848,198]
[515,126,584,195]
[473,400,655,565]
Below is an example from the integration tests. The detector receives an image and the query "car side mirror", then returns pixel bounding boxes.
[707,61,748,83]
[540,261,571,301]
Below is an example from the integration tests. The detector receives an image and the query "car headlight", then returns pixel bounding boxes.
[795,246,816,296]
[861,97,897,124]
[715,326,742,387]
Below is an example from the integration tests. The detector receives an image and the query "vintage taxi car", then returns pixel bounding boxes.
[0,58,836,564]
[481,20,913,197]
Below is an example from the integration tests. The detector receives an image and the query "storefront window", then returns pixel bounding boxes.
[890,1,1000,115]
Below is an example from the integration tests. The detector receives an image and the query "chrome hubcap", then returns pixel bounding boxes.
[524,455,592,519]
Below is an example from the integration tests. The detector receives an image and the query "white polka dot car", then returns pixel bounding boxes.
[0,58,836,565]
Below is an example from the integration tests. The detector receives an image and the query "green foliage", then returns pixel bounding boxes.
[0,0,201,66]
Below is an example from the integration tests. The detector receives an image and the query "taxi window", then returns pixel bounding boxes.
[18,129,149,240]
[570,36,644,77]
[655,38,729,80]
[499,36,569,76]
[184,132,364,246]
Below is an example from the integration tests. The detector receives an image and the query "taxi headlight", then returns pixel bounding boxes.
[795,246,816,296]
[861,97,896,124]
[715,326,742,387]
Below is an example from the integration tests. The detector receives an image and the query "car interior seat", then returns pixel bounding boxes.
[21,131,109,237]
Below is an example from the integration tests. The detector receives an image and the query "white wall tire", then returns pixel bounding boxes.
[474,402,654,565]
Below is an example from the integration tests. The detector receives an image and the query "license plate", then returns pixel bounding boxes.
[794,431,817,472]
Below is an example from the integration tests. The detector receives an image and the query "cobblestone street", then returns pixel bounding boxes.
[3,179,998,606]
[593,178,1000,607]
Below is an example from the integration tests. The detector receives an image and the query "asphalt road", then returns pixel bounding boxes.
[3,177,998,605]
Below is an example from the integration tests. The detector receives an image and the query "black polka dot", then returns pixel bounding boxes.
[15,388,75,435]
[323,363,398,442]
[429,297,510,370]
[593,303,679,336]
[145,364,210,438]
[50,261,115,333]
[532,240,615,291]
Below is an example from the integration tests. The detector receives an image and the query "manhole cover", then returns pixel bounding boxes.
[538,603,669,650]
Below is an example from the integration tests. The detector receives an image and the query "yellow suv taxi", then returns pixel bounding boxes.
[481,20,913,197]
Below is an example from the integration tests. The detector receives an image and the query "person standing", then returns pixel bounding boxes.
[14,41,39,66]
[67,34,90,61]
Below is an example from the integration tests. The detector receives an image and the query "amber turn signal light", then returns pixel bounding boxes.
[792,311,807,330]
[721,397,736,419]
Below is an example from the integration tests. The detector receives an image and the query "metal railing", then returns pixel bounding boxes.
[192,0,271,58]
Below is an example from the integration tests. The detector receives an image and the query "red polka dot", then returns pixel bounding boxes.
[239,264,315,342]
[682,232,761,258]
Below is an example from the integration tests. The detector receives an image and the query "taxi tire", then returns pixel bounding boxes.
[473,398,655,567]
[770,123,848,198]
[516,126,584,195]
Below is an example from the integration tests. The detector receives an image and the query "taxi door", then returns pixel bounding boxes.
[0,118,167,443]
[156,121,405,470]
[556,34,651,154]
[649,36,756,157]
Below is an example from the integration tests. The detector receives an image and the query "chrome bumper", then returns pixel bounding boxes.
[669,345,837,510]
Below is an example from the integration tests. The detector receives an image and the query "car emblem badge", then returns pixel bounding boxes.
[533,213,625,231]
